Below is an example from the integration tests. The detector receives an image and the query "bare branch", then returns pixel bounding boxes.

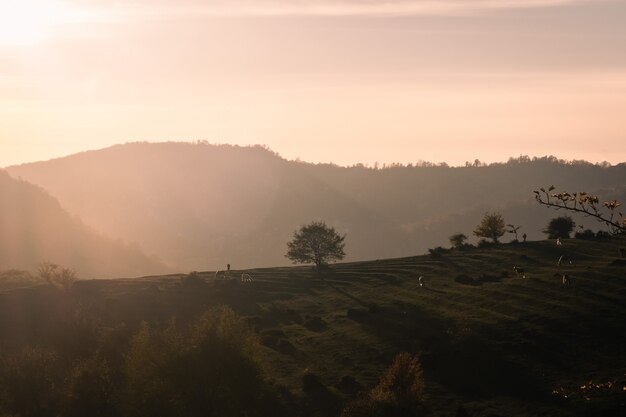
[534,187,625,234]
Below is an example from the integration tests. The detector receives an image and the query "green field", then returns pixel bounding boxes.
[1,236,625,416]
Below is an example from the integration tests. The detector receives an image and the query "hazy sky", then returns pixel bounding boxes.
[1,0,625,167]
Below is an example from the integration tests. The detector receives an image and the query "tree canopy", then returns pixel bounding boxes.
[449,233,468,249]
[473,212,506,243]
[543,216,576,239]
[286,221,346,270]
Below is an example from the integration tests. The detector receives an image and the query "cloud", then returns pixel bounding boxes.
[77,0,602,18]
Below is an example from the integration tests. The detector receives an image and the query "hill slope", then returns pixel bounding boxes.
[6,142,626,272]
[1,236,624,416]
[0,171,168,278]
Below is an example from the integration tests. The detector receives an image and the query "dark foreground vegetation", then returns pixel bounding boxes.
[0,235,625,416]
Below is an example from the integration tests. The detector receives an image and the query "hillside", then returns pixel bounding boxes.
[1,236,624,416]
[6,142,626,272]
[0,171,168,278]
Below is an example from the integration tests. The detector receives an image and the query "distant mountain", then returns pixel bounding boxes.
[6,142,626,271]
[0,171,168,278]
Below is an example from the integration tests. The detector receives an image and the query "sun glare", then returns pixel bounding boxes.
[0,0,77,46]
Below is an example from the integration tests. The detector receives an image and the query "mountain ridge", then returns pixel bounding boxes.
[6,142,625,272]
[0,170,168,278]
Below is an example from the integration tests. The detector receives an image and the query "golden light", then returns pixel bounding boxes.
[0,0,79,46]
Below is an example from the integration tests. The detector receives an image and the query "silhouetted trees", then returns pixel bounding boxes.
[37,262,77,290]
[473,213,506,244]
[286,221,346,271]
[449,233,468,249]
[543,216,576,239]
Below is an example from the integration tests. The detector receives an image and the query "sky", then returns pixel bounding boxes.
[1,0,625,167]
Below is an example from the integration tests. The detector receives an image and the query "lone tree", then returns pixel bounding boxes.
[543,216,576,239]
[286,221,346,271]
[473,212,506,243]
[449,233,468,249]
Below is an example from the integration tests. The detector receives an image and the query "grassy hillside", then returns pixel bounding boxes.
[1,235,624,416]
[6,142,626,272]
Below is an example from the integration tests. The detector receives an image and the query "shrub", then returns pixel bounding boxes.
[342,352,424,417]
[449,233,468,249]
[370,352,424,408]
[477,239,494,248]
[65,356,117,417]
[180,271,204,287]
[428,246,446,259]
[575,229,595,240]
[125,306,279,417]
[0,269,42,291]
[37,262,77,290]
[0,347,63,417]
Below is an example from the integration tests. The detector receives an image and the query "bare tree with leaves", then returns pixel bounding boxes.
[534,186,625,234]
[506,224,522,242]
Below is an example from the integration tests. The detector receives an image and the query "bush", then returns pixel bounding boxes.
[371,352,424,407]
[575,229,595,240]
[65,356,117,417]
[0,269,43,291]
[37,262,77,290]
[477,239,494,248]
[180,271,204,287]
[0,347,63,417]
[449,233,468,249]
[342,352,424,417]
[125,306,280,417]
[428,246,446,259]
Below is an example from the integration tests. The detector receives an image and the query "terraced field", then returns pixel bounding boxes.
[1,236,624,416]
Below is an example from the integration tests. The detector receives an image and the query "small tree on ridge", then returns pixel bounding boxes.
[473,212,506,244]
[286,221,346,271]
[449,233,468,249]
[543,216,576,239]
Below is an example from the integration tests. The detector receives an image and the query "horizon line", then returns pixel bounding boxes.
[3,140,623,170]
